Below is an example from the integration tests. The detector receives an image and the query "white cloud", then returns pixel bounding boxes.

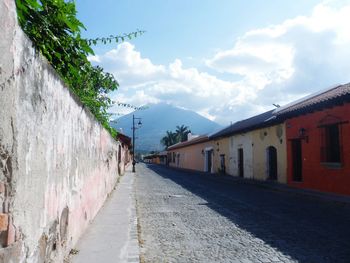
[207,1,350,97]
[94,42,245,123]
[91,42,166,86]
[207,43,294,83]
[94,1,350,126]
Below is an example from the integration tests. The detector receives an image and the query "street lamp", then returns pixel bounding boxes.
[132,114,142,172]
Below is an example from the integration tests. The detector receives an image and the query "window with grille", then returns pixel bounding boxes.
[320,124,342,163]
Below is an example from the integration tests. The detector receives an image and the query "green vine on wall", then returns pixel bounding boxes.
[87,30,144,46]
[15,0,144,137]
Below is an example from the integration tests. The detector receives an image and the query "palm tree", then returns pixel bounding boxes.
[175,125,190,142]
[160,131,178,148]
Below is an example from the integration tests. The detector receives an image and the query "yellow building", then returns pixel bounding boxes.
[251,123,287,183]
[210,110,287,183]
[167,135,214,173]
[211,137,230,174]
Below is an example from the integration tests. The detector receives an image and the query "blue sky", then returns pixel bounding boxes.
[76,0,350,125]
[76,0,320,64]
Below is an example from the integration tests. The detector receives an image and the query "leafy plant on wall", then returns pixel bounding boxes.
[15,0,144,137]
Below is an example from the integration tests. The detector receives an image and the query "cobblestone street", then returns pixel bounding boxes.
[135,163,350,263]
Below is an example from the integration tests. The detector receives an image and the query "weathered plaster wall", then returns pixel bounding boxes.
[251,124,287,184]
[229,133,253,178]
[117,144,131,175]
[0,1,123,262]
[212,137,230,174]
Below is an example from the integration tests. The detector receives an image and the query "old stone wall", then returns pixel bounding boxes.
[0,1,124,262]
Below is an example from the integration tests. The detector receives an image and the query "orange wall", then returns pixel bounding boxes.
[168,141,213,172]
[286,103,350,196]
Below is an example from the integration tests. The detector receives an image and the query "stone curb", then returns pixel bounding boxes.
[125,174,140,263]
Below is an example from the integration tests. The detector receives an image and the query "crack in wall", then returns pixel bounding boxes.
[0,143,14,248]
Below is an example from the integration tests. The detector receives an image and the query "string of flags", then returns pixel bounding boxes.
[112,101,148,111]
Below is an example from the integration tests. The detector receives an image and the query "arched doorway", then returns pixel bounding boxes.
[267,146,277,180]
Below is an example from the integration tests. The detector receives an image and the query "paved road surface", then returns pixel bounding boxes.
[135,163,350,263]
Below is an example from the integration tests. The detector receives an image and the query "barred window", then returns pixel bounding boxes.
[320,124,341,163]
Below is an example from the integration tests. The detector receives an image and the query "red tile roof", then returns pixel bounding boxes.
[167,135,209,151]
[210,110,276,139]
[276,83,350,116]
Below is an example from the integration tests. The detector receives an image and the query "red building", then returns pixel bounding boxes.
[276,84,350,196]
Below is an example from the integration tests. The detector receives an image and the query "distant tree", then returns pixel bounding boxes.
[175,125,190,142]
[160,125,192,148]
[160,131,178,148]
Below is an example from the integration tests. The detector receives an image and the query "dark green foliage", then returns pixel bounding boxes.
[160,125,190,148]
[175,125,190,142]
[15,0,144,137]
[160,131,178,148]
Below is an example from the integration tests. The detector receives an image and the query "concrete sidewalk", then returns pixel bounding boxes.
[71,167,140,263]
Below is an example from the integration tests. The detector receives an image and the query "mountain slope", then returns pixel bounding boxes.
[111,103,222,152]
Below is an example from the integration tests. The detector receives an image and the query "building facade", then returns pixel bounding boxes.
[162,83,350,197]
[167,135,214,173]
[276,83,350,195]
[229,132,254,178]
[143,151,167,165]
[251,123,287,183]
[116,133,132,175]
[210,110,285,181]
[212,137,230,174]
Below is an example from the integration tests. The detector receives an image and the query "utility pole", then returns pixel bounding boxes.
[132,114,142,173]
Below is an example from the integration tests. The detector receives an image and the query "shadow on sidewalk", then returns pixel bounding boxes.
[145,163,350,263]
